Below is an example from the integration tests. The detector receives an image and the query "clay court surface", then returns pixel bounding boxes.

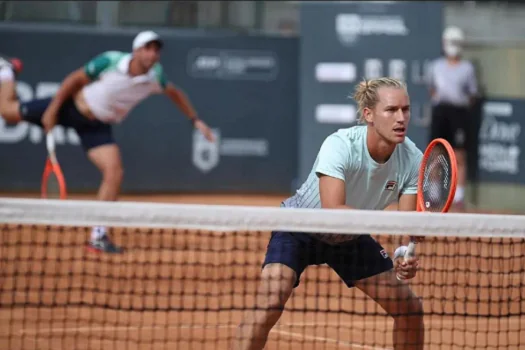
[1,193,524,349]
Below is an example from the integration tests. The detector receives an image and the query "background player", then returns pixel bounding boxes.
[0,30,215,253]
[233,78,424,350]
[429,26,478,210]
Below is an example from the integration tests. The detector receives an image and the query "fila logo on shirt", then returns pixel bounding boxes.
[384,180,397,191]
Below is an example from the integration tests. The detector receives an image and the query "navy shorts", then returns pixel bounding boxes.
[430,103,470,149]
[263,232,394,288]
[20,97,114,151]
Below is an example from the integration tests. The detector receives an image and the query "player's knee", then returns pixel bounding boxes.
[258,293,286,325]
[0,102,21,124]
[252,291,286,329]
[391,294,424,323]
[252,266,295,328]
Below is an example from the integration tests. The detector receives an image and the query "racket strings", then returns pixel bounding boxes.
[46,172,62,199]
[422,144,453,211]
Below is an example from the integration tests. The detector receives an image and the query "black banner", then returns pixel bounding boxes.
[299,1,443,181]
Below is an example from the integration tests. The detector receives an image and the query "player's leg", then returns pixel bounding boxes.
[356,270,424,350]
[0,62,22,123]
[328,235,424,350]
[451,108,468,209]
[233,263,295,350]
[80,126,124,254]
[87,144,124,202]
[232,231,316,350]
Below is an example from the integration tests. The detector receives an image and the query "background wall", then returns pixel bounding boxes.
[0,26,298,194]
[2,1,525,212]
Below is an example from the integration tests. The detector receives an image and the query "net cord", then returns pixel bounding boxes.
[0,197,524,238]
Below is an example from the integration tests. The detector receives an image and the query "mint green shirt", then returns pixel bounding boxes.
[284,125,422,243]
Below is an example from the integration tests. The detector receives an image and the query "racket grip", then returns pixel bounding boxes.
[46,133,56,154]
[395,241,417,281]
[404,241,416,261]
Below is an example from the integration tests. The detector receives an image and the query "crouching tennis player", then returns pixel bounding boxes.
[233,77,425,350]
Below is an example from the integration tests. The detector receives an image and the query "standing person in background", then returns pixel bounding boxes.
[429,26,478,211]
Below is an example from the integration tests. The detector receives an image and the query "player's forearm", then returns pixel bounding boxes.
[48,72,86,113]
[323,204,356,210]
[166,86,198,121]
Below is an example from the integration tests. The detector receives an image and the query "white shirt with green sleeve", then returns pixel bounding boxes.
[82,51,168,124]
[283,125,423,244]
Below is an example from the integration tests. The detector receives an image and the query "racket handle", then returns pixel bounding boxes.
[404,241,417,261]
[46,133,56,154]
[395,240,417,281]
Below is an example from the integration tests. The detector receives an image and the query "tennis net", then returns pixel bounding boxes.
[1,197,524,350]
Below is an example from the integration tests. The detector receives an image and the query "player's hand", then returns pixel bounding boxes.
[195,119,215,142]
[394,256,419,280]
[42,110,58,134]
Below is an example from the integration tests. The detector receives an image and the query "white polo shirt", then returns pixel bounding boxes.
[429,57,478,107]
[82,51,167,124]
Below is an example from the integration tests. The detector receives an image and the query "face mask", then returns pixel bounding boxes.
[444,43,462,57]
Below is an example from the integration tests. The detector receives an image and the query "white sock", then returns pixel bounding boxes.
[91,226,107,241]
[454,186,465,203]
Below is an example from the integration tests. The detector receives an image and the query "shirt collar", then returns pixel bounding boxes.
[117,53,157,82]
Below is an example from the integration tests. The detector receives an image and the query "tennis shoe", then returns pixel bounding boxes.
[87,235,124,254]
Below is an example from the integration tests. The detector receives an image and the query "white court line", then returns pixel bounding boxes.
[19,324,235,336]
[19,316,523,336]
[18,322,391,349]
[272,329,391,350]
[278,317,524,328]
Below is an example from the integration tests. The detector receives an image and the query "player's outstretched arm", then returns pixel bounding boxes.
[164,83,215,142]
[42,68,91,133]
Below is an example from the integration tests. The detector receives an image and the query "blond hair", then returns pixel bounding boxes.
[351,77,407,124]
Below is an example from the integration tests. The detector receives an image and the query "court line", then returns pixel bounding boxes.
[18,316,524,336]
[19,324,235,335]
[272,329,391,350]
[18,323,391,350]
[278,317,524,328]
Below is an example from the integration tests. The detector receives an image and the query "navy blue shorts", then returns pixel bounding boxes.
[263,232,394,288]
[20,97,114,151]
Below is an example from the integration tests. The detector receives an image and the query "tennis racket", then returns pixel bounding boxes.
[41,133,67,200]
[397,138,457,279]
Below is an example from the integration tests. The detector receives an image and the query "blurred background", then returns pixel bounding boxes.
[1,1,524,213]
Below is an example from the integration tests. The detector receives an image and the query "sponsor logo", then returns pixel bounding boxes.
[187,49,278,82]
[315,62,356,83]
[479,102,521,175]
[385,180,397,191]
[192,129,269,173]
[315,104,356,124]
[336,14,409,46]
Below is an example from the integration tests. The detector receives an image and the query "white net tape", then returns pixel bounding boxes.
[1,197,524,238]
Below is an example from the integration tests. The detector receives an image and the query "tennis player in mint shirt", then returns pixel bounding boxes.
[233,78,425,350]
